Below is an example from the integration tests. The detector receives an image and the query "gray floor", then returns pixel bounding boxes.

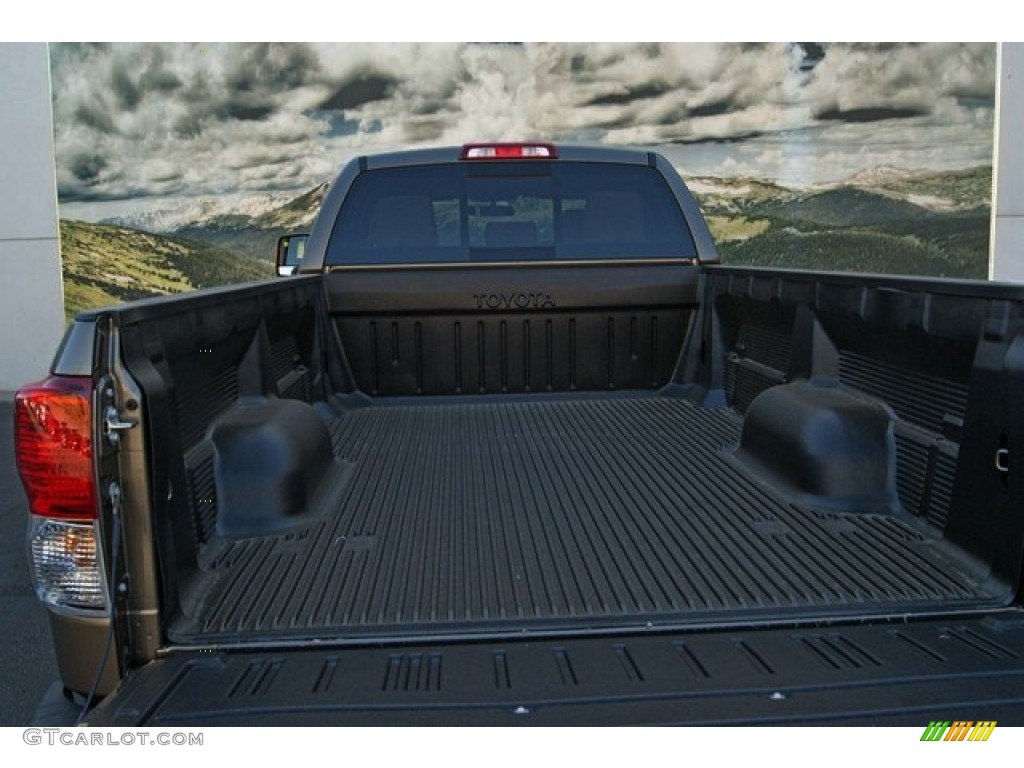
[0,392,60,725]
[180,396,997,643]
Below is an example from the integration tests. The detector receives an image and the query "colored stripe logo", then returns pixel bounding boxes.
[920,721,997,741]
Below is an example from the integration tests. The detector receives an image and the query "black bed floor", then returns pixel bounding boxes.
[172,394,1003,643]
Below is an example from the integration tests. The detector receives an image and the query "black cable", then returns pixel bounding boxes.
[77,505,121,724]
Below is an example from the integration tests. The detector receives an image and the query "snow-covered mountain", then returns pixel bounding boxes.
[147,183,330,261]
[688,166,991,219]
[102,190,307,234]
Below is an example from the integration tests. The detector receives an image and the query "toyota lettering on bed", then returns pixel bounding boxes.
[473,292,556,310]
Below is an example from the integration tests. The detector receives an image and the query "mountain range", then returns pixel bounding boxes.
[105,183,329,264]
[691,166,991,278]
[62,165,993,319]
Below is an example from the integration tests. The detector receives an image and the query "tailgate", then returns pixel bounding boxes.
[87,612,1024,726]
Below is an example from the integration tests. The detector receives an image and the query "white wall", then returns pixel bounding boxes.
[990,43,1024,282]
[0,43,65,389]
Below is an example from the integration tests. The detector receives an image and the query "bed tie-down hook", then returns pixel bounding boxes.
[995,447,1010,474]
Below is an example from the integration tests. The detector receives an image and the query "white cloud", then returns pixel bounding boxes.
[49,42,996,214]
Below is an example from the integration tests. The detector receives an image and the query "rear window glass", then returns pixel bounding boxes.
[326,161,696,265]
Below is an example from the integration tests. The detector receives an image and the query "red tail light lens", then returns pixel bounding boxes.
[14,376,96,521]
[460,143,557,160]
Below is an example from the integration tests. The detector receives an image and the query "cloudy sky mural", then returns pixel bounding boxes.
[51,42,996,222]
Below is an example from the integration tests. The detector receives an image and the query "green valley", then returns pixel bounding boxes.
[60,220,271,321]
[688,166,992,279]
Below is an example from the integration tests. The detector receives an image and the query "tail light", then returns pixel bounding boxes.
[15,376,95,520]
[14,376,107,611]
[460,142,557,160]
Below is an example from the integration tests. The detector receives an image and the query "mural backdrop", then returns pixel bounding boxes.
[50,42,997,318]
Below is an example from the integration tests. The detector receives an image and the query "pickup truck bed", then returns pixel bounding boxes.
[92,258,1022,665]
[30,144,1022,724]
[174,392,999,645]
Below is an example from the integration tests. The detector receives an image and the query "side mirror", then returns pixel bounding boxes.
[275,234,309,277]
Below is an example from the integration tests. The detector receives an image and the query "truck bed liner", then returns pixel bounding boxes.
[171,395,1004,643]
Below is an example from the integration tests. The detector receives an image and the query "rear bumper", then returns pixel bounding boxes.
[48,610,119,696]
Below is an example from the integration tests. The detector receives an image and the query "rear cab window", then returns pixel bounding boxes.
[326,161,697,265]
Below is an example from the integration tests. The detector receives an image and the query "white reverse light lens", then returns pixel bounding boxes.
[29,518,107,610]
